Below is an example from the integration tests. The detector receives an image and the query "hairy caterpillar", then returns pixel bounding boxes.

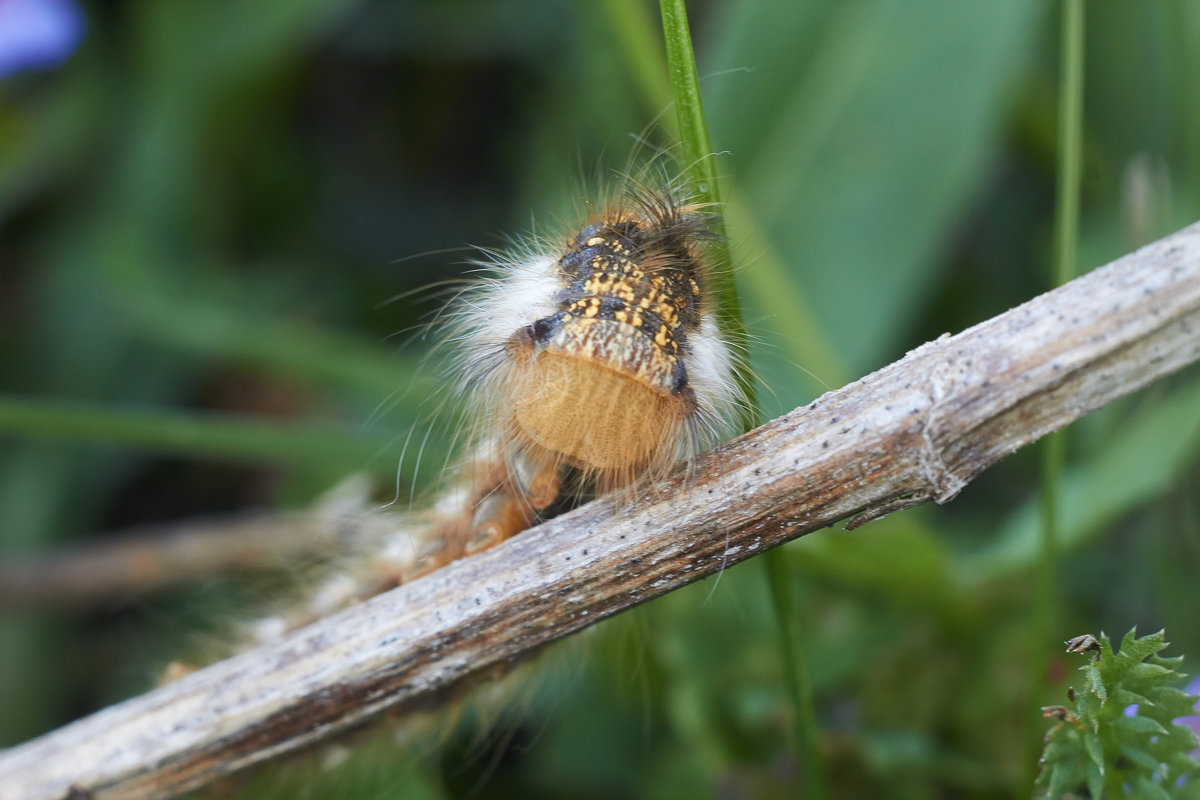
[424,177,742,560]
[231,174,744,648]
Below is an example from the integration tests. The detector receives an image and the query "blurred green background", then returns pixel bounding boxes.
[2,1,1199,797]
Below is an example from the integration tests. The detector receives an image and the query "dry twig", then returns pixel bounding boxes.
[2,222,1199,800]
[0,478,384,609]
[0,514,330,609]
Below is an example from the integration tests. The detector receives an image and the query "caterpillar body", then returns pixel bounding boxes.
[432,180,742,559]
[236,178,742,646]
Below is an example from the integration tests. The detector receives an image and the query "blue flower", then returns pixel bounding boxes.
[0,0,85,78]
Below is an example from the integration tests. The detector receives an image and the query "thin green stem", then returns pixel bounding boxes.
[764,550,826,800]
[659,3,822,797]
[1054,0,1085,290]
[1039,0,1085,645]
[658,0,756,429]
[658,0,723,215]
[1037,429,1064,622]
[1186,3,1200,218]
[1029,0,1084,794]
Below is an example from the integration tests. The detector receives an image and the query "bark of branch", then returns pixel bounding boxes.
[3,222,1199,800]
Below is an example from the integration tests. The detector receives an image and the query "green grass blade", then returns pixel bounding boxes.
[121,291,430,405]
[659,3,821,797]
[1035,0,1086,690]
[765,548,827,799]
[0,394,401,479]
[658,0,756,427]
[659,0,722,214]
[1032,7,1085,781]
[1054,0,1086,291]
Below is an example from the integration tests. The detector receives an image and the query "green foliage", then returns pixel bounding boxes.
[1036,630,1200,798]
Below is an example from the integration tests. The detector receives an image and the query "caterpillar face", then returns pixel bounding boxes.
[448,182,740,546]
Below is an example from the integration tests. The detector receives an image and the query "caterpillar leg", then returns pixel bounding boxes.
[464,453,562,555]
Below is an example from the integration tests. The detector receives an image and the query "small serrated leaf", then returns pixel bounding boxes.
[1114,714,1170,735]
[1129,775,1172,800]
[1119,742,1164,770]
[1084,664,1108,705]
[1123,630,1168,663]
[1150,655,1185,669]
[1076,692,1097,729]
[1109,631,1166,683]
[1086,760,1104,800]
[1112,687,1154,710]
[1145,688,1199,718]
[1129,663,1175,683]
[1083,731,1105,771]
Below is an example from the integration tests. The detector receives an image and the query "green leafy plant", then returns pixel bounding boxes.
[1036,629,1200,798]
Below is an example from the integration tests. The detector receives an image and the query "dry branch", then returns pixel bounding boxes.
[0,479,381,609]
[0,514,330,609]
[3,222,1200,800]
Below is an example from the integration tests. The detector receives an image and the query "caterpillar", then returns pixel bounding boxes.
[232,173,744,648]
[141,172,749,796]
[422,177,742,560]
